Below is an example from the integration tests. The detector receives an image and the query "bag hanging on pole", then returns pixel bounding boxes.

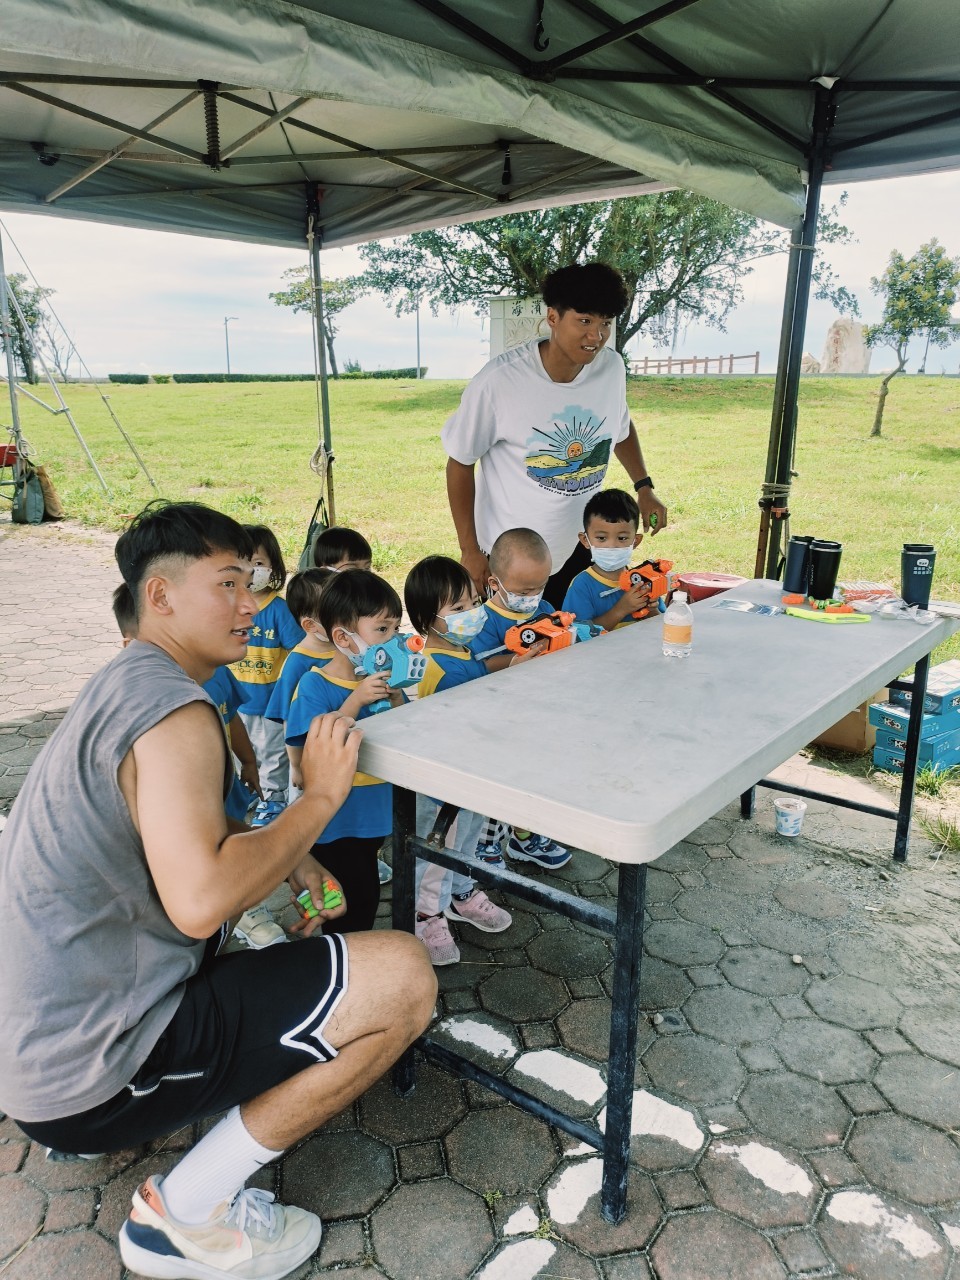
[11,461,45,524]
[297,491,329,570]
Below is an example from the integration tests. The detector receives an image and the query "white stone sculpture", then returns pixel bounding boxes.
[820,318,871,374]
[800,352,821,374]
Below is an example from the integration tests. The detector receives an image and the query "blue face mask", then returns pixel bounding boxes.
[440,603,487,645]
[589,544,634,573]
[490,582,543,617]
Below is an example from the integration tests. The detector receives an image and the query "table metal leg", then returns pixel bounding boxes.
[391,786,418,1096]
[740,787,756,819]
[601,862,647,1225]
[894,654,931,863]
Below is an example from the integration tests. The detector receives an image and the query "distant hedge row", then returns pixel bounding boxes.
[108,369,427,384]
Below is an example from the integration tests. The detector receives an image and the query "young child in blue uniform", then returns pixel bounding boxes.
[229,524,304,827]
[404,556,519,965]
[562,488,651,630]
[285,570,404,933]
[470,528,571,871]
[313,525,373,572]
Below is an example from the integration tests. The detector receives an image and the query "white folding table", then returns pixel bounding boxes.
[358,579,957,1222]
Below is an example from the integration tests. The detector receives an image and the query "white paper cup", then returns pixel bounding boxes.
[774,796,807,837]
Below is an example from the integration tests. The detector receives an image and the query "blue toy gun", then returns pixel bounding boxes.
[357,634,428,713]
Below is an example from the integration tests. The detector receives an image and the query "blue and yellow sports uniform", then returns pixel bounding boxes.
[472,596,557,664]
[264,643,333,725]
[201,665,253,821]
[562,567,634,629]
[229,592,305,716]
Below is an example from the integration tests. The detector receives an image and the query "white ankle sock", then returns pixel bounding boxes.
[160,1106,284,1225]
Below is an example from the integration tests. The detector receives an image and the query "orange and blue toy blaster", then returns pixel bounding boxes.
[358,634,427,713]
[505,610,605,655]
[618,559,679,619]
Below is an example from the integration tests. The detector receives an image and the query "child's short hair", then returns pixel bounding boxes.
[318,569,402,637]
[244,524,286,592]
[112,582,137,639]
[489,528,551,577]
[541,262,629,317]
[313,526,372,568]
[115,500,253,618]
[404,556,474,636]
[583,488,640,530]
[286,567,334,624]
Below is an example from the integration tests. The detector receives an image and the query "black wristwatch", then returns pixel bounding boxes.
[634,476,654,492]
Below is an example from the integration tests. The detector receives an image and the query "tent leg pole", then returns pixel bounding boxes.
[308,220,336,525]
[0,228,26,447]
[763,89,832,582]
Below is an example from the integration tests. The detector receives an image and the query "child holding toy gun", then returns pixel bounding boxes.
[562,489,652,630]
[404,555,546,965]
[285,570,405,932]
[470,528,572,871]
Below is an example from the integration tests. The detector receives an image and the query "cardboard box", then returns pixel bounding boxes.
[888,658,960,717]
[868,699,960,738]
[811,692,884,754]
[875,721,960,764]
[873,743,960,775]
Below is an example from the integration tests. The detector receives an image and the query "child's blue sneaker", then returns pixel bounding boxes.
[506,832,571,870]
[250,798,286,828]
[474,842,506,870]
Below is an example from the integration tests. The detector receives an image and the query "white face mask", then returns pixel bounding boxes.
[334,629,369,670]
[439,603,488,645]
[249,565,272,592]
[589,544,634,573]
[490,582,543,617]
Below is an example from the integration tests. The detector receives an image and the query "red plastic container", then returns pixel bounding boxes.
[677,571,747,602]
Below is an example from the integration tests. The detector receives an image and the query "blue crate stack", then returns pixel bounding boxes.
[869,659,960,775]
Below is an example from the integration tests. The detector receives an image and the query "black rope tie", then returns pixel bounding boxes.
[534,0,550,52]
[500,142,512,187]
[199,80,222,170]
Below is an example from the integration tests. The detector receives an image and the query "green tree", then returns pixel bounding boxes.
[269,269,367,377]
[357,192,857,356]
[864,239,960,437]
[0,272,54,384]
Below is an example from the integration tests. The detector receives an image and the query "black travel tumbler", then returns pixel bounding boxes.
[808,540,843,601]
[901,544,936,608]
[782,536,815,594]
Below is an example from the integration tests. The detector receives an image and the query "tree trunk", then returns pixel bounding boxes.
[323,323,339,379]
[870,366,901,437]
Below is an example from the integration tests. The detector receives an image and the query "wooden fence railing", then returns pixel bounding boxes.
[629,351,760,375]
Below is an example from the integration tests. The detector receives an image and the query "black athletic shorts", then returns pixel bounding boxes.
[16,933,348,1155]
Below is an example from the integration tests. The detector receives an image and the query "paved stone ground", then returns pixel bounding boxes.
[3,518,960,1280]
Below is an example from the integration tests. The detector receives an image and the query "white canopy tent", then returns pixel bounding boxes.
[1,0,958,563]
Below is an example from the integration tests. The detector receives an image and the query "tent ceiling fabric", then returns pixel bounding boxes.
[0,0,958,249]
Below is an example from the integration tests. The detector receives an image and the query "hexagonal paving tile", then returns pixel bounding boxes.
[509,1048,606,1119]
[0,1173,47,1259]
[557,997,612,1062]
[775,1018,878,1084]
[644,867,682,904]
[805,974,901,1029]
[684,984,781,1047]
[720,946,809,997]
[479,967,569,1022]
[704,859,782,895]
[699,1135,818,1228]
[643,1034,744,1105]
[650,1208,786,1279]
[819,1188,949,1280]
[0,1229,124,1279]
[525,927,610,977]
[674,888,760,933]
[651,841,710,872]
[638,958,692,1010]
[475,1238,600,1279]
[747,910,833,957]
[847,1113,960,1205]
[899,1007,960,1069]
[465,907,540,952]
[543,1156,660,1255]
[740,1071,850,1149]
[642,919,724,967]
[444,1107,558,1195]
[281,1130,394,1218]
[774,879,850,920]
[359,1059,470,1139]
[371,1180,494,1280]
[873,1051,960,1129]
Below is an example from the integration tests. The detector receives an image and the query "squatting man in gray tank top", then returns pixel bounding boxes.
[0,501,437,1280]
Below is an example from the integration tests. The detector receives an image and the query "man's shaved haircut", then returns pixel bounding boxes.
[489,528,550,576]
[115,500,254,618]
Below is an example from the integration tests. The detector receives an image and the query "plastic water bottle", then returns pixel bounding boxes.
[662,590,693,658]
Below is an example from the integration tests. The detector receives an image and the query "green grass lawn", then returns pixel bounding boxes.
[10,373,960,659]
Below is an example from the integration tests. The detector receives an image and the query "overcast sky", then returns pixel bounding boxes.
[2,168,959,381]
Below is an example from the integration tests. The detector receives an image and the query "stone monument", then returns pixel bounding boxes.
[800,352,821,374]
[820,317,871,374]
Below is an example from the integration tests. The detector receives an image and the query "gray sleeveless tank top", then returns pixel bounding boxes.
[0,640,225,1122]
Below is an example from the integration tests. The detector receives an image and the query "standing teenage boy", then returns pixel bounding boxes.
[442,261,668,604]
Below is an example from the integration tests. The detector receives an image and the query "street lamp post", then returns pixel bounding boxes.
[224,316,238,375]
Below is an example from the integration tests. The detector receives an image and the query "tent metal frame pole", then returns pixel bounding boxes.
[307,188,336,524]
[0,226,26,446]
[762,89,832,581]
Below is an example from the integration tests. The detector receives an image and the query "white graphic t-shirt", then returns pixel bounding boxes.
[441,339,631,567]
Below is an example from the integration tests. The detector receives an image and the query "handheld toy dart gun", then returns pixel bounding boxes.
[505,610,605,655]
[358,634,427,713]
[618,559,679,619]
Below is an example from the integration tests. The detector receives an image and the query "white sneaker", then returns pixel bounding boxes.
[119,1175,322,1279]
[233,904,287,950]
